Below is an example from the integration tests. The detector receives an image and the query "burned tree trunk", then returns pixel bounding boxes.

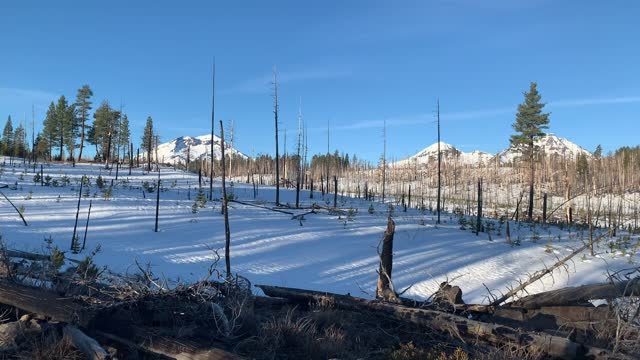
[220,120,232,279]
[376,217,396,301]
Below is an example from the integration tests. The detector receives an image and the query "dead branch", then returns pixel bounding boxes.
[490,235,605,307]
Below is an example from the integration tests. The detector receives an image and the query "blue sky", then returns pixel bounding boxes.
[1,0,639,162]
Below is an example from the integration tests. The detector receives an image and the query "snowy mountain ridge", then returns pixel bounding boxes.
[395,134,590,167]
[154,134,248,164]
[497,133,591,163]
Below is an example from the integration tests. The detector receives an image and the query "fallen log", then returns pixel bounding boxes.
[256,284,627,360]
[490,238,602,307]
[491,306,613,332]
[0,279,90,325]
[508,279,640,309]
[5,249,82,264]
[230,199,294,215]
[137,329,244,360]
[63,325,110,360]
[93,331,174,360]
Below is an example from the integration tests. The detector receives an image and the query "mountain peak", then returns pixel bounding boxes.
[498,134,591,163]
[154,134,247,164]
[395,133,590,167]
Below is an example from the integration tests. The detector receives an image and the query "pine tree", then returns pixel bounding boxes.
[593,144,603,159]
[13,123,27,158]
[93,101,120,164]
[2,116,13,156]
[34,132,50,160]
[576,152,590,188]
[75,85,93,162]
[42,102,57,161]
[510,82,550,222]
[118,114,130,161]
[142,116,154,171]
[44,95,75,161]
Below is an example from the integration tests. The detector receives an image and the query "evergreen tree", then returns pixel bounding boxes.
[118,113,130,161]
[42,102,57,161]
[576,152,590,187]
[510,82,550,222]
[593,144,603,159]
[34,132,50,161]
[43,95,75,161]
[86,125,99,160]
[142,116,154,171]
[13,123,27,158]
[93,101,120,164]
[2,115,13,156]
[75,85,93,161]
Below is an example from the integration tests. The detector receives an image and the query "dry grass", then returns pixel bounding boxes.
[15,332,83,360]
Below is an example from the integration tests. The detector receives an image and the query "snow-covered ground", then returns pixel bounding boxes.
[0,159,637,304]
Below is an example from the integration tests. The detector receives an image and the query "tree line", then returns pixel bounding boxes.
[2,85,156,166]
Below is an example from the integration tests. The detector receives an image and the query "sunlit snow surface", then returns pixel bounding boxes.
[0,159,636,304]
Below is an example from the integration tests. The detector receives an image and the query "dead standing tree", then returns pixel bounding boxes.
[376,217,398,302]
[209,60,216,201]
[220,120,231,279]
[273,65,281,206]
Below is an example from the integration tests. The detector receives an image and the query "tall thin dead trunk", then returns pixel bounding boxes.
[220,120,231,279]
[273,66,280,206]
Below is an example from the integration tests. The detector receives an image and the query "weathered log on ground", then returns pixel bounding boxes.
[5,249,50,262]
[93,331,174,360]
[0,279,90,325]
[135,327,244,360]
[4,249,82,264]
[256,284,627,360]
[63,325,110,360]
[490,240,598,307]
[230,199,294,215]
[491,306,613,331]
[508,279,640,309]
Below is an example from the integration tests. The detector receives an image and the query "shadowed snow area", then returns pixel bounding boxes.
[0,159,636,304]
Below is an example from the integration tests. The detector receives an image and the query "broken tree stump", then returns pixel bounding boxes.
[376,217,396,301]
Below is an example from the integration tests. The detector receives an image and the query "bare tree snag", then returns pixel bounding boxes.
[154,178,161,232]
[71,176,85,251]
[376,217,397,301]
[273,65,280,207]
[220,120,231,279]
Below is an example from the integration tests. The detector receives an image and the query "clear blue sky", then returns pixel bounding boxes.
[1,0,639,162]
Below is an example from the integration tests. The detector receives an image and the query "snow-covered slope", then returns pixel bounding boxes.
[394,142,492,167]
[396,134,590,167]
[459,150,494,165]
[154,134,248,164]
[1,160,635,304]
[497,134,591,163]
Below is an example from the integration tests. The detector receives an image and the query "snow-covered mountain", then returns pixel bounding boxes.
[497,134,591,163]
[395,134,590,167]
[153,134,248,164]
[394,142,492,167]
